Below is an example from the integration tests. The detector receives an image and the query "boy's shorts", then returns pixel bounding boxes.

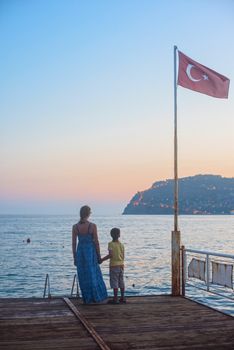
[109,266,125,289]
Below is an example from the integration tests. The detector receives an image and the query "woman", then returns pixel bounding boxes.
[72,205,108,304]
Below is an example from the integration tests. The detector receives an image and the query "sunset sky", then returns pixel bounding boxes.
[1,0,234,214]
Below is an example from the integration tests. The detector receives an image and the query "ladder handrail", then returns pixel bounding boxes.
[43,273,51,298]
[71,274,79,297]
[43,273,79,298]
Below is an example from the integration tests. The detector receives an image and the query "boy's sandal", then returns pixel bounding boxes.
[119,298,127,303]
[108,299,119,304]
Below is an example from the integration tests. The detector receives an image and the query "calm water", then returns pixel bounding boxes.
[0,215,233,316]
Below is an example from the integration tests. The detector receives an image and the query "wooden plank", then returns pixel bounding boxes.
[0,296,233,349]
[77,296,234,349]
[63,297,111,350]
[0,338,98,350]
[0,297,98,350]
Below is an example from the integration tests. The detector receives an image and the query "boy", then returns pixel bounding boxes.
[100,227,126,304]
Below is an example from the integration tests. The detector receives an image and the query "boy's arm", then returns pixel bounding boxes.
[100,249,113,263]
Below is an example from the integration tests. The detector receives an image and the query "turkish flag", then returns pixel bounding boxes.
[178,51,230,98]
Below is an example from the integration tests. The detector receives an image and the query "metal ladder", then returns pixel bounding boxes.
[43,273,79,298]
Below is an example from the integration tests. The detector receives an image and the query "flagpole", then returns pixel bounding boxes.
[171,45,181,296]
[174,45,178,232]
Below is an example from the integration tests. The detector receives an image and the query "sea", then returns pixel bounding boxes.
[0,214,233,316]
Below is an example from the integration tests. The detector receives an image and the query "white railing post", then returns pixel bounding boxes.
[181,245,186,296]
[206,254,210,292]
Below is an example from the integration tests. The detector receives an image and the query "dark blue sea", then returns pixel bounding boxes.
[0,215,233,316]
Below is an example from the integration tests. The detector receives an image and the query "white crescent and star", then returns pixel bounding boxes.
[186,64,209,82]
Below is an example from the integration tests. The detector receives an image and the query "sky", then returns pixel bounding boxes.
[0,0,234,215]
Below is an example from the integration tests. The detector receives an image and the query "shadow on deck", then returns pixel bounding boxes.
[0,295,233,349]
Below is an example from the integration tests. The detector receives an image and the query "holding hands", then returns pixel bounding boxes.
[98,255,103,264]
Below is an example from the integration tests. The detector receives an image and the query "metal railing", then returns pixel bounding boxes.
[43,273,79,298]
[181,246,234,300]
[70,273,79,297]
[43,273,51,298]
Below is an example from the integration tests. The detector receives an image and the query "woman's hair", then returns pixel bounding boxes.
[110,227,120,241]
[79,205,91,224]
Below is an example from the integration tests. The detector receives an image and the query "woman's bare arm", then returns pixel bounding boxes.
[92,224,101,261]
[72,225,77,265]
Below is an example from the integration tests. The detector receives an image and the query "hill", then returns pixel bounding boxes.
[123,175,234,215]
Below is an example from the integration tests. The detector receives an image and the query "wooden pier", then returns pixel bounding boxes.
[0,296,233,349]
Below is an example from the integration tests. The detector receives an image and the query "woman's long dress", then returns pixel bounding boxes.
[76,224,107,304]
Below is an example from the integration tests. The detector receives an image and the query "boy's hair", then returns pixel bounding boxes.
[110,227,120,240]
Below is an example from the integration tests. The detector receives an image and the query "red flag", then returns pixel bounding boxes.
[178,51,230,98]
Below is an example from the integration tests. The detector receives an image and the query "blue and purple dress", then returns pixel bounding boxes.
[76,224,107,304]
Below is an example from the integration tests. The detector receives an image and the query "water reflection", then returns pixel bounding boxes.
[0,214,233,315]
